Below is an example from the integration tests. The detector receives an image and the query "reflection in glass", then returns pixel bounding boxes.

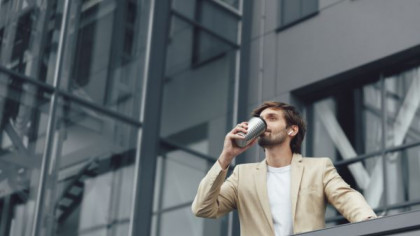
[385,67,420,148]
[0,0,65,82]
[39,100,139,236]
[59,0,148,119]
[152,148,229,236]
[0,72,51,236]
[311,80,383,160]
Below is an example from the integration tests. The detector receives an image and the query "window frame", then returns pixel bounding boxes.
[277,0,319,33]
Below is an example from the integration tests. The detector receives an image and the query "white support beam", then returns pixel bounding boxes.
[316,68,420,209]
[316,102,370,189]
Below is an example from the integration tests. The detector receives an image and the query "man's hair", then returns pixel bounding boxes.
[251,101,306,154]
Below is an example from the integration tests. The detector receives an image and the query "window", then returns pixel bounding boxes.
[191,0,239,66]
[305,65,420,225]
[278,0,318,31]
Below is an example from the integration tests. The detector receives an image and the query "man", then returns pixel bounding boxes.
[192,101,376,236]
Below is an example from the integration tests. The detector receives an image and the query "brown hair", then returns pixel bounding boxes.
[251,101,306,154]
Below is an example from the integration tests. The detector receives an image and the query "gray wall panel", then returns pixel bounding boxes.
[248,0,420,105]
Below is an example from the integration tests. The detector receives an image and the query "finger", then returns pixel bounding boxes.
[239,122,248,127]
[232,127,248,135]
[245,138,258,148]
[235,122,248,129]
[227,132,246,140]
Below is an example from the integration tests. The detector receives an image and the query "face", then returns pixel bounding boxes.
[258,108,289,147]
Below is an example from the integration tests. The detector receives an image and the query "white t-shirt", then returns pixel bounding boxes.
[266,165,293,236]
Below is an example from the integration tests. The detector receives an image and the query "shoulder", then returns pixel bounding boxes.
[234,162,260,169]
[301,157,333,166]
[231,162,261,174]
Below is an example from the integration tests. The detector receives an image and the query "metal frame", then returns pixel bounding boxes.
[277,0,319,33]
[31,0,71,234]
[0,65,142,127]
[299,210,420,236]
[128,0,171,235]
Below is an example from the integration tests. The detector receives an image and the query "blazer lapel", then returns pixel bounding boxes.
[254,160,275,235]
[290,153,304,223]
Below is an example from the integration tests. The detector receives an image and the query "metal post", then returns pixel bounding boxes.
[31,0,71,235]
[128,0,171,235]
[230,0,252,235]
[381,74,389,216]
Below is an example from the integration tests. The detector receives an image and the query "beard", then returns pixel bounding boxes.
[258,131,287,147]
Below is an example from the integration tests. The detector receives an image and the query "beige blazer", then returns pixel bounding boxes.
[192,154,376,235]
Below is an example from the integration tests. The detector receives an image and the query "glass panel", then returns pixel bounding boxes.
[301,0,318,17]
[166,16,195,76]
[38,100,139,236]
[200,1,238,43]
[363,81,383,153]
[193,29,234,66]
[282,0,301,25]
[404,146,420,208]
[0,71,51,236]
[59,0,150,119]
[311,80,383,159]
[384,145,420,215]
[385,66,420,148]
[161,149,208,209]
[310,80,383,193]
[172,0,197,19]
[218,0,240,9]
[0,0,63,82]
[152,148,231,236]
[162,15,237,157]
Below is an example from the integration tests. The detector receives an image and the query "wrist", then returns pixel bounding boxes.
[218,152,233,169]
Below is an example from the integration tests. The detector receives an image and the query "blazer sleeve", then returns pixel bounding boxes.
[191,161,239,219]
[322,158,377,222]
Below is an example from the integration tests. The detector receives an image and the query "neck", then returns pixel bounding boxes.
[264,142,293,168]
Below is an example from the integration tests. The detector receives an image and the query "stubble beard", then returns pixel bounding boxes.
[258,132,287,148]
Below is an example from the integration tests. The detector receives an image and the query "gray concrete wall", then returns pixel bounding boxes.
[248,0,420,107]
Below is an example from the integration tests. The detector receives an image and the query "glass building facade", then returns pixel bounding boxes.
[0,0,243,235]
[1,0,420,236]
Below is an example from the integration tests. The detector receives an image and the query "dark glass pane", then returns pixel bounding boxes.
[60,0,150,119]
[219,0,239,9]
[385,67,420,148]
[193,29,233,65]
[0,0,66,82]
[302,0,318,17]
[282,0,301,25]
[172,0,197,19]
[0,70,51,236]
[200,0,238,43]
[43,100,139,236]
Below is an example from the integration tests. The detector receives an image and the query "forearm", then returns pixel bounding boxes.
[192,161,235,218]
[330,188,376,222]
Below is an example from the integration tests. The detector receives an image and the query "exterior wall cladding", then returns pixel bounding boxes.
[246,0,420,109]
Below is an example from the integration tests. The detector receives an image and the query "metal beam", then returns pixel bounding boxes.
[128,0,170,235]
[316,102,370,189]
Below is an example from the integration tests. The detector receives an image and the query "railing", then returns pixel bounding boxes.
[296,210,420,236]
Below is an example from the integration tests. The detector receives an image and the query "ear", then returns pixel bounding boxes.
[289,125,299,136]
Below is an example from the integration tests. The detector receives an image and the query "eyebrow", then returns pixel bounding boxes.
[261,113,279,118]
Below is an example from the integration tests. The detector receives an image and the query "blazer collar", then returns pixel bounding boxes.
[290,153,304,223]
[255,160,275,235]
[254,154,304,233]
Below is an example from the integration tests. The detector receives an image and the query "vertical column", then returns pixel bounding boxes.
[231,0,253,235]
[128,0,171,235]
[30,0,71,235]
